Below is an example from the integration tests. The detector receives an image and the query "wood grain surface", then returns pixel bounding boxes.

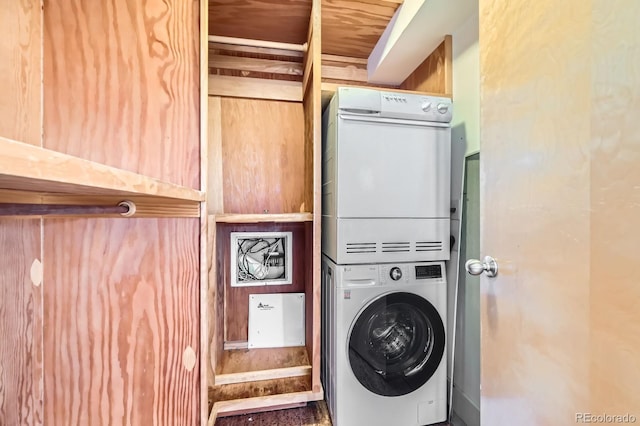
[43,218,200,425]
[0,219,43,426]
[209,76,303,101]
[0,0,41,146]
[209,0,312,44]
[401,36,453,96]
[304,2,323,395]
[400,35,453,96]
[43,0,200,188]
[321,0,399,58]
[220,98,305,214]
[0,137,203,202]
[210,376,311,405]
[589,0,640,414]
[217,346,310,376]
[216,222,309,343]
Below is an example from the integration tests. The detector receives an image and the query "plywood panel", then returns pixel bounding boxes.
[306,1,323,393]
[0,219,42,425]
[0,137,203,202]
[321,0,399,58]
[401,36,453,96]
[480,0,591,424]
[215,347,311,385]
[216,222,309,343]
[209,76,303,102]
[209,0,312,44]
[220,98,305,214]
[43,218,199,425]
[589,0,640,414]
[210,376,311,404]
[43,0,200,188]
[0,0,41,146]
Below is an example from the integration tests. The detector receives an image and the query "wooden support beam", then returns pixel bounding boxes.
[321,54,368,65]
[0,189,200,218]
[209,43,304,59]
[208,75,302,102]
[208,35,307,52]
[321,64,368,83]
[210,55,303,76]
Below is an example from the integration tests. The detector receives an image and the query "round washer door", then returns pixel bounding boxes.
[348,291,445,397]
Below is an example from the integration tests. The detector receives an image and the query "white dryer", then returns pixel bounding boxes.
[322,256,447,426]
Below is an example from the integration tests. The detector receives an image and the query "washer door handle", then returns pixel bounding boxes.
[465,256,498,277]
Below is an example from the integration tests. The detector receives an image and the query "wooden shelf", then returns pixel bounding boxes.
[215,346,311,385]
[215,213,313,223]
[0,136,204,202]
[209,382,323,424]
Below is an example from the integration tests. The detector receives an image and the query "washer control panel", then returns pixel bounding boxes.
[378,262,445,286]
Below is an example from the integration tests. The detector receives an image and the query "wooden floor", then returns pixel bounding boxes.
[215,400,452,426]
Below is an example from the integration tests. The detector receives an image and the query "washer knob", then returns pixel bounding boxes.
[421,102,432,112]
[437,103,449,114]
[390,267,403,281]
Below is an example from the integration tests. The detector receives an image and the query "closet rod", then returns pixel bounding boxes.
[0,200,136,217]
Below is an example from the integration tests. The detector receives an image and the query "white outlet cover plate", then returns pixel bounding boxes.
[248,293,305,349]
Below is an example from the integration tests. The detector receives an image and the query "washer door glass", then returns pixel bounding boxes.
[348,291,445,397]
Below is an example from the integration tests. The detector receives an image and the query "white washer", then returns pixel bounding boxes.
[322,256,447,426]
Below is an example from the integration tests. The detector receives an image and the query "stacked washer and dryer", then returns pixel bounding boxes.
[321,87,452,426]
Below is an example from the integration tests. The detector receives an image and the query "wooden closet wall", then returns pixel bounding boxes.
[0,1,201,424]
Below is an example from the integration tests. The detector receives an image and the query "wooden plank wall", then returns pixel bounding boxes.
[220,98,306,214]
[401,36,453,97]
[43,218,200,425]
[209,0,311,44]
[0,0,41,146]
[43,0,200,188]
[0,2,43,425]
[0,219,43,425]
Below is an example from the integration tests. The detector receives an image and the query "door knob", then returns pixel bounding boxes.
[465,256,498,277]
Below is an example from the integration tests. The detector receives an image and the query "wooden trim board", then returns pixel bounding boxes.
[208,389,324,425]
[215,213,313,223]
[210,55,303,76]
[0,136,204,202]
[208,75,302,102]
[0,190,199,218]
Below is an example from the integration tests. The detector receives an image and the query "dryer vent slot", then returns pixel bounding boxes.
[346,242,377,253]
[381,242,411,253]
[416,241,443,252]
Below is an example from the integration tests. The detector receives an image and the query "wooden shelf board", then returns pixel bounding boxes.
[208,378,324,425]
[320,81,452,109]
[215,346,311,386]
[208,75,302,102]
[0,136,204,202]
[215,213,313,223]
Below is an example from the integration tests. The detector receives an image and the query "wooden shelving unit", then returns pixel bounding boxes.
[0,136,204,217]
[205,1,323,422]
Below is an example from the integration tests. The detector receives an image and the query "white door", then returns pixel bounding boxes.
[477,0,640,424]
